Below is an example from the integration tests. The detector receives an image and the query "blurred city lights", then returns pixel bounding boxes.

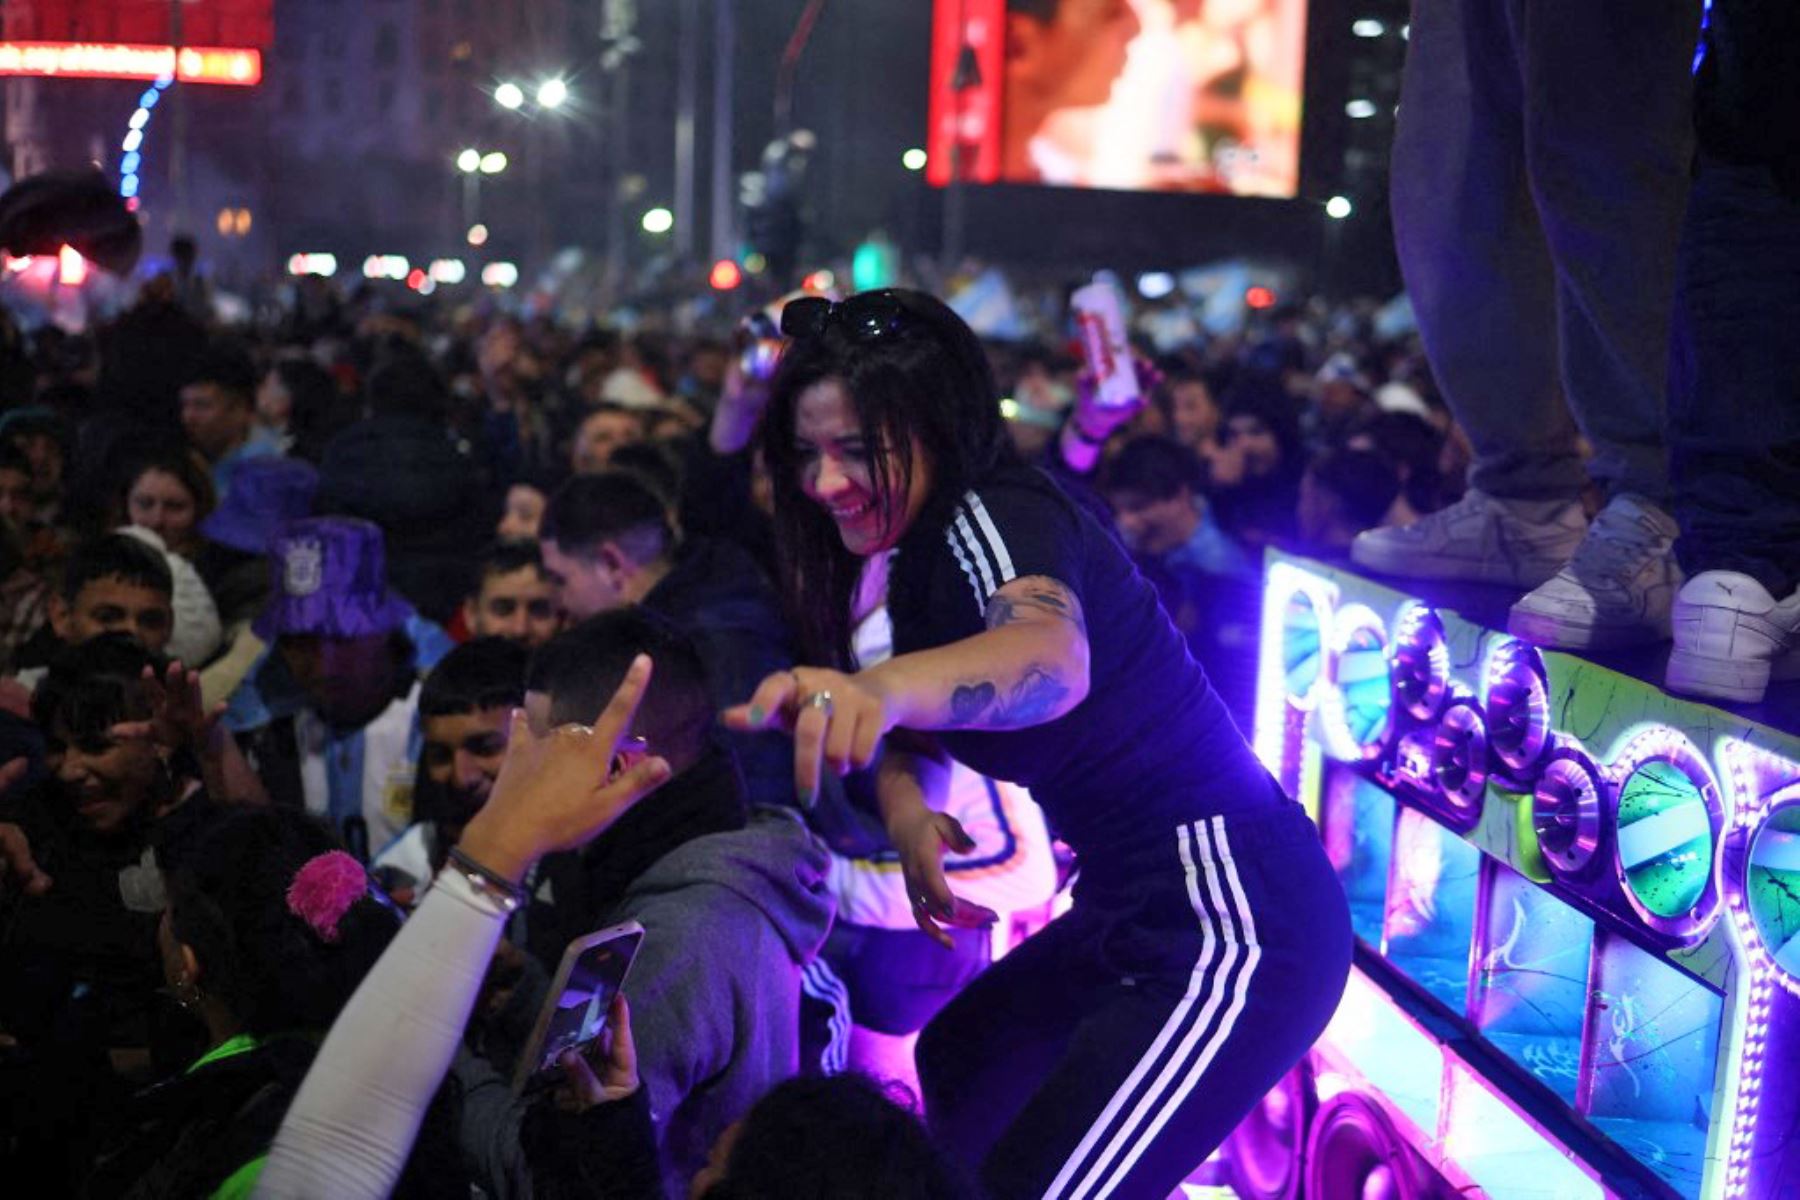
[710,259,743,290]
[803,269,836,293]
[362,254,410,280]
[901,147,928,172]
[286,253,339,278]
[467,223,489,247]
[216,207,253,237]
[1246,285,1277,309]
[641,207,674,234]
[743,252,768,275]
[536,78,568,109]
[1345,99,1377,119]
[1136,271,1176,300]
[481,261,520,288]
[479,151,508,174]
[457,148,481,173]
[405,267,428,290]
[1352,19,1385,37]
[429,259,467,284]
[1326,195,1354,219]
[495,81,525,109]
[121,129,143,153]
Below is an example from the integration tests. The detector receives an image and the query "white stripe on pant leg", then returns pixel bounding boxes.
[1061,817,1249,1200]
[1042,823,1222,1200]
[953,508,998,598]
[1085,817,1265,1200]
[964,492,1017,584]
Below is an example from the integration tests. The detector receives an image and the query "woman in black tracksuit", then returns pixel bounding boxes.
[728,289,1351,1200]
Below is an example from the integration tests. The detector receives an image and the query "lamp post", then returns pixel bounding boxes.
[458,148,507,230]
[490,75,572,275]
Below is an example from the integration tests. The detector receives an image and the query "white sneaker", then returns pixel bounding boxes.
[1507,494,1682,650]
[1349,488,1587,588]
[1666,572,1800,704]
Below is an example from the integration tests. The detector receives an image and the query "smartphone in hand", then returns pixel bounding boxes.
[513,921,646,1095]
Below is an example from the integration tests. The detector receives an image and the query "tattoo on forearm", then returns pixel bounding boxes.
[984,576,1087,636]
[946,666,1071,729]
[1001,666,1071,726]
[950,682,996,725]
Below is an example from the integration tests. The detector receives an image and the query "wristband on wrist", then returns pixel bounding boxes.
[446,845,529,912]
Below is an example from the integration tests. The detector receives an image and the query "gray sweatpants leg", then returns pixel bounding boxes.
[1391,0,1698,504]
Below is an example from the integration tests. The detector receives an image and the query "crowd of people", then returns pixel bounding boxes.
[0,251,1424,1196]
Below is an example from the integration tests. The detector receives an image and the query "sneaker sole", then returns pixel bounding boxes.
[1666,647,1771,704]
[1507,607,1670,652]
[1350,539,1564,589]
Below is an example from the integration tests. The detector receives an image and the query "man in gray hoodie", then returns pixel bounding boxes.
[499,609,835,1195]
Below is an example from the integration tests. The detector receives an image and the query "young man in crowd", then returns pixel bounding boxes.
[373,636,526,901]
[1099,435,1260,724]
[224,517,453,857]
[569,403,647,475]
[1299,447,1404,553]
[540,471,797,810]
[0,444,35,535]
[478,609,831,1196]
[461,541,562,650]
[7,533,176,688]
[179,343,280,502]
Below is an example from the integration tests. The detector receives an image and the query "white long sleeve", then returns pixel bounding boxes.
[255,867,511,1198]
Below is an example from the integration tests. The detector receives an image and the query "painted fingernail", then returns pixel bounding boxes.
[748,705,765,725]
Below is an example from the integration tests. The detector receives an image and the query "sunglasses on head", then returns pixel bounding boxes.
[779,291,915,341]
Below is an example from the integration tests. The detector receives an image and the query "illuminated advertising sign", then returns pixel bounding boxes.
[0,42,261,85]
[928,0,1307,197]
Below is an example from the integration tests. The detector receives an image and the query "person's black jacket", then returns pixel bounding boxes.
[315,413,493,625]
[0,786,218,1192]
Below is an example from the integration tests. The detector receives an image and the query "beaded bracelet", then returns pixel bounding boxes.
[446,845,529,913]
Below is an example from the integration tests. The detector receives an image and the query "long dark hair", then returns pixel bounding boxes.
[759,290,1010,667]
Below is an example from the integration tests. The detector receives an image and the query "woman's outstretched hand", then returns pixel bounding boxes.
[460,655,672,883]
[888,804,999,949]
[724,667,893,806]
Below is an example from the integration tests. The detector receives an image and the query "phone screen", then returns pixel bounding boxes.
[739,338,784,383]
[519,925,645,1091]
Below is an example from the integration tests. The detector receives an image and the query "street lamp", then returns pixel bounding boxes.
[457,147,481,173]
[480,151,509,175]
[901,147,928,172]
[536,78,569,109]
[641,207,674,235]
[1325,195,1353,219]
[495,81,525,110]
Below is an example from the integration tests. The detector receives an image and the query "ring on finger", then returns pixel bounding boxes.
[804,690,834,717]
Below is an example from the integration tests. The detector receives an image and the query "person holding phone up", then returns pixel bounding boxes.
[726,289,1353,1200]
